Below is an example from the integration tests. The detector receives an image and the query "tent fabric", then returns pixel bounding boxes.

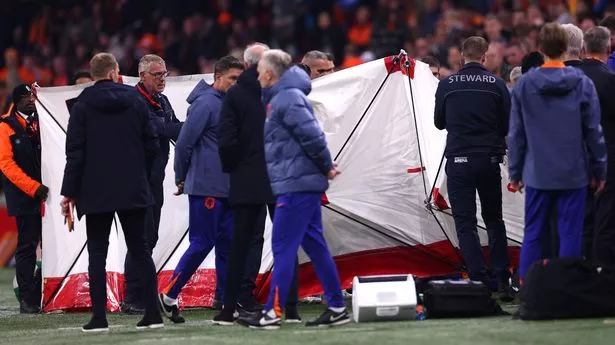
[37,53,523,313]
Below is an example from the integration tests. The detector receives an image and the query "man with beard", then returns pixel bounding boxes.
[122,54,183,314]
[0,84,49,314]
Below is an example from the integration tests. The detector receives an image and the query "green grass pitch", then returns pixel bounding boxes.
[1,268,614,344]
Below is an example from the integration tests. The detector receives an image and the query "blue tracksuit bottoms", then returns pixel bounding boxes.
[163,195,233,299]
[520,186,586,278]
[264,192,344,314]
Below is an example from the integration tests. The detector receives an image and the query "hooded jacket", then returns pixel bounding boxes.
[263,66,333,196]
[61,80,159,217]
[508,63,607,190]
[218,65,275,205]
[174,80,229,197]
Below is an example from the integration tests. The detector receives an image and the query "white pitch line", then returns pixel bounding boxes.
[57,325,127,331]
[293,326,376,334]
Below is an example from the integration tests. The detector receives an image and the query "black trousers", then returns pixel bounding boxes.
[86,208,158,320]
[594,169,615,268]
[222,203,299,311]
[15,215,42,305]
[446,155,510,282]
[124,184,162,306]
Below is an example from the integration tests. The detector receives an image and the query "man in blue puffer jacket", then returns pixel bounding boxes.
[239,49,350,330]
[158,56,244,323]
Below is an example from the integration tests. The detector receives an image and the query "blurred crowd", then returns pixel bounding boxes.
[1,0,615,113]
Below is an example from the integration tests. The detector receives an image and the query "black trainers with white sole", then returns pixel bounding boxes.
[82,318,109,333]
[158,293,185,323]
[237,310,281,330]
[136,314,165,330]
[305,308,351,327]
[212,309,239,326]
[284,306,302,324]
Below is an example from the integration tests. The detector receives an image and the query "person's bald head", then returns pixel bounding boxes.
[301,50,334,79]
[243,42,270,67]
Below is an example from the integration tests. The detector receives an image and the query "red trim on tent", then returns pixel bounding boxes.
[407,167,425,173]
[42,241,520,312]
[43,272,124,313]
[432,188,450,210]
[384,54,416,79]
[321,193,330,205]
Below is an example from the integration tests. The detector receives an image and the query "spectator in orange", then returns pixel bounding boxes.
[341,44,363,69]
[51,56,69,87]
[348,6,373,50]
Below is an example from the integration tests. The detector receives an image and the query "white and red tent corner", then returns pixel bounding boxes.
[36,51,524,313]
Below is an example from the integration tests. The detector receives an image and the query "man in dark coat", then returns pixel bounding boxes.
[213,43,301,325]
[0,84,49,314]
[577,26,615,267]
[123,54,183,314]
[60,52,163,332]
[240,50,349,330]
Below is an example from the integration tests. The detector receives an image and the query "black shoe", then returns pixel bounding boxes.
[213,309,239,326]
[211,299,223,310]
[237,309,281,330]
[19,301,40,314]
[238,298,263,313]
[498,279,514,302]
[122,303,145,315]
[305,308,351,327]
[82,318,109,333]
[284,306,302,324]
[136,314,164,330]
[158,294,185,324]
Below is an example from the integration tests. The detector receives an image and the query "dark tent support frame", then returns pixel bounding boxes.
[36,98,121,308]
[399,62,465,266]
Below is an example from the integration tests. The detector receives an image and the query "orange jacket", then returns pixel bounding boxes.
[0,105,41,197]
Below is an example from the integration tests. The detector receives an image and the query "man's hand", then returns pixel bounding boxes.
[174,181,184,196]
[592,178,606,196]
[327,163,340,180]
[60,196,75,232]
[60,197,74,217]
[35,184,49,201]
[509,180,524,194]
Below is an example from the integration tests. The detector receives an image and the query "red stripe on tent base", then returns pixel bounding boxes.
[407,167,426,173]
[43,271,124,313]
[42,241,520,312]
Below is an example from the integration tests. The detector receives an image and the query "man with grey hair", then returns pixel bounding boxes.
[577,26,615,266]
[562,23,584,66]
[123,54,183,315]
[301,50,335,79]
[239,50,349,330]
[214,43,302,325]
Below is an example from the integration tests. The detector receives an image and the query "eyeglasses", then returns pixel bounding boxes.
[148,71,169,79]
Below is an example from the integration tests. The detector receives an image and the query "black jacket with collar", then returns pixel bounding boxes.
[434,62,511,157]
[575,58,615,152]
[217,65,275,205]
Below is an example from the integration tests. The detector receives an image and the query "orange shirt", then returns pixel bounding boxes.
[348,23,373,47]
[0,107,41,197]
